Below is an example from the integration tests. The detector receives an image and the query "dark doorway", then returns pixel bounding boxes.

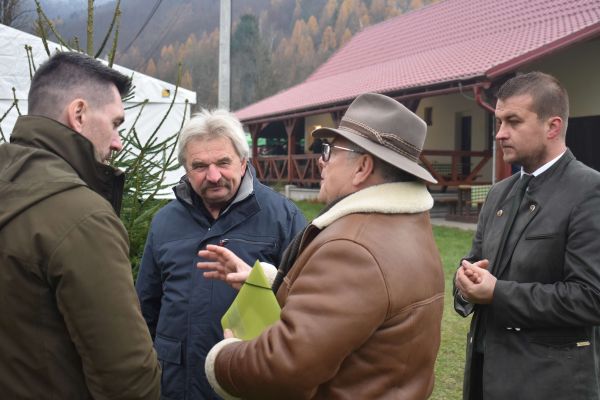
[460,116,472,177]
[566,116,600,172]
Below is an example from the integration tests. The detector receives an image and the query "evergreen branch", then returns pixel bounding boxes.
[25,45,36,78]
[108,8,121,67]
[0,98,19,143]
[113,100,148,165]
[87,0,94,55]
[34,0,71,51]
[34,13,50,56]
[12,88,22,116]
[142,65,186,205]
[72,37,81,53]
[95,0,121,58]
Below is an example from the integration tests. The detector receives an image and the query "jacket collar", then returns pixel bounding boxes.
[10,115,125,214]
[313,181,433,229]
[527,149,573,192]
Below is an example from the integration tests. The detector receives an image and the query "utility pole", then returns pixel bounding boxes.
[218,0,231,110]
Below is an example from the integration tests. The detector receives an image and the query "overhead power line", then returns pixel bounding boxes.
[122,0,164,52]
[134,3,185,71]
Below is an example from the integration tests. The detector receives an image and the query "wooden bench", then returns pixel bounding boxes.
[458,184,492,213]
[430,163,481,192]
[432,192,459,214]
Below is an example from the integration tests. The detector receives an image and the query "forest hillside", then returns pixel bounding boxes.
[31,0,439,110]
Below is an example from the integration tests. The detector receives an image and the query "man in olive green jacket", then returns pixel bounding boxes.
[0,52,160,399]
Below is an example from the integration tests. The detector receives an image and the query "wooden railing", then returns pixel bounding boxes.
[252,155,289,184]
[420,150,493,188]
[290,154,321,184]
[252,154,321,186]
[252,149,492,188]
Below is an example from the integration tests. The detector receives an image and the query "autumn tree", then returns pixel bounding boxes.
[158,44,177,80]
[187,29,219,108]
[116,44,145,72]
[319,25,336,54]
[320,0,338,30]
[112,0,440,109]
[273,17,317,90]
[293,0,302,21]
[180,69,193,90]
[334,0,361,43]
[307,15,319,39]
[145,58,157,77]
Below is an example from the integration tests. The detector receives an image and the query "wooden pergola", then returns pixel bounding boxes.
[244,83,496,190]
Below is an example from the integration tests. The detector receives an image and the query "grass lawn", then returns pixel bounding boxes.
[430,225,473,400]
[294,200,474,399]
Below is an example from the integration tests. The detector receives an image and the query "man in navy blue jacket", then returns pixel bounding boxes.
[136,109,306,400]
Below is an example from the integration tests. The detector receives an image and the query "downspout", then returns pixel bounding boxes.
[474,84,498,184]
[474,84,494,113]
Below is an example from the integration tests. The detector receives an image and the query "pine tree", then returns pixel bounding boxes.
[231,14,276,110]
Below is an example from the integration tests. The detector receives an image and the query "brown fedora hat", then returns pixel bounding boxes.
[312,93,436,184]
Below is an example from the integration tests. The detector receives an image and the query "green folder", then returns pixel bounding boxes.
[221,260,281,340]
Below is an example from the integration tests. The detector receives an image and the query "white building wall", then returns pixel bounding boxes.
[522,37,600,118]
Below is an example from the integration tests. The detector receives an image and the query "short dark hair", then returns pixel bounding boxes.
[28,51,132,119]
[497,71,569,135]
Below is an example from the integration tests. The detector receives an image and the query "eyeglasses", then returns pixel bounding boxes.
[321,141,364,162]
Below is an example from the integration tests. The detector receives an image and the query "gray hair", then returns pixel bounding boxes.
[374,157,417,182]
[178,108,250,168]
[342,140,417,183]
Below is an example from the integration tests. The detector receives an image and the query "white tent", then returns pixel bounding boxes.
[0,23,197,196]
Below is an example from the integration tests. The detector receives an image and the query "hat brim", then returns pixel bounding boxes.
[313,127,437,184]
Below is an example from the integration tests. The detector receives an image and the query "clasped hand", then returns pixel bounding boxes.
[455,259,496,304]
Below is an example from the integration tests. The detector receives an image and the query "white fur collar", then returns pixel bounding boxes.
[312,182,433,229]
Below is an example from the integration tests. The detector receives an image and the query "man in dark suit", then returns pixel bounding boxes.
[454,71,600,400]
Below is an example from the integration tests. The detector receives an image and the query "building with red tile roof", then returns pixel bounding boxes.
[238,0,600,202]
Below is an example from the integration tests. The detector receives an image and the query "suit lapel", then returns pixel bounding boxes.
[491,150,574,279]
[488,176,519,276]
[494,195,540,278]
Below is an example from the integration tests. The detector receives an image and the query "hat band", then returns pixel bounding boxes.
[339,117,421,162]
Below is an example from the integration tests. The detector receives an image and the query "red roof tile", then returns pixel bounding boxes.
[236,0,600,122]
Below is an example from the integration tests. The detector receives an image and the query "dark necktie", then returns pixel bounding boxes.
[476,174,534,353]
[494,174,534,270]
